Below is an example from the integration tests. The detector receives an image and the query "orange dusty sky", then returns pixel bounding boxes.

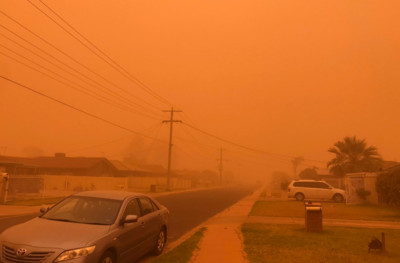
[0,0,399,178]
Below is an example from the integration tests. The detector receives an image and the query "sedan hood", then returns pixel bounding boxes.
[0,217,111,249]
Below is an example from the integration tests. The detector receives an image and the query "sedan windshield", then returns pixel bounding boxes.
[42,196,122,225]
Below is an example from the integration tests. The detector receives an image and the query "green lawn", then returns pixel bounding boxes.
[151,227,206,263]
[250,200,400,221]
[242,223,400,263]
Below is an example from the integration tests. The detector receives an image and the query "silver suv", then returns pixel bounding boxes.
[287,180,346,202]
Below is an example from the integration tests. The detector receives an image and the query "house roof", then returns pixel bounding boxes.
[109,160,131,171]
[0,155,116,169]
[382,161,400,171]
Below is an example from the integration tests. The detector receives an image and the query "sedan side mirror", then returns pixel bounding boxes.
[40,206,50,214]
[121,215,138,224]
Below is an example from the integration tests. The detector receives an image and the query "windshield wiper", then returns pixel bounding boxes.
[82,222,110,225]
[44,218,79,223]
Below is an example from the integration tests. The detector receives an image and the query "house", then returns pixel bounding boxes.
[0,154,192,199]
[344,172,379,204]
[343,161,400,204]
[0,153,120,177]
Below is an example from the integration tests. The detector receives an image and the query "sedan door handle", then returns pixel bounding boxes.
[140,221,145,228]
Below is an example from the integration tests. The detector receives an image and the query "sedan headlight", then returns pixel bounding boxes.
[54,246,96,262]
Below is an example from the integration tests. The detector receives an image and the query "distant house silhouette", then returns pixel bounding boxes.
[0,153,121,177]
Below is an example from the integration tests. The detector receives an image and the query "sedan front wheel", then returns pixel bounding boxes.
[99,251,115,263]
[153,228,166,255]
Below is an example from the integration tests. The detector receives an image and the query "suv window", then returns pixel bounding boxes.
[293,182,315,188]
[314,182,330,189]
[293,181,331,189]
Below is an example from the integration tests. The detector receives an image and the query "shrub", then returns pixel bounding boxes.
[356,188,371,200]
[376,168,400,207]
[298,168,319,180]
[280,180,290,190]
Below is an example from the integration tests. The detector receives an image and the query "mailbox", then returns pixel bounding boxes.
[304,201,322,232]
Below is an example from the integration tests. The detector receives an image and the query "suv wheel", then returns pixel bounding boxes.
[333,194,344,203]
[295,193,305,201]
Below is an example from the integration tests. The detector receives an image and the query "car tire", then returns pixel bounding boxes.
[99,250,115,263]
[333,194,344,203]
[295,193,305,201]
[153,227,167,256]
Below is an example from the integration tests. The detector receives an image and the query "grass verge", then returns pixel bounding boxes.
[151,227,207,263]
[242,223,400,263]
[5,197,65,206]
[250,200,400,221]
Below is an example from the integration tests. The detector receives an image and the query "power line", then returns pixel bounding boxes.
[126,123,164,170]
[37,0,172,106]
[0,26,164,119]
[0,75,167,143]
[173,114,322,167]
[28,0,172,107]
[0,9,164,113]
[0,45,162,120]
[175,129,297,171]
[0,49,149,118]
[183,122,326,164]
[0,32,163,120]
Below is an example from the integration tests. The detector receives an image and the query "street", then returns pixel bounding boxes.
[154,185,254,242]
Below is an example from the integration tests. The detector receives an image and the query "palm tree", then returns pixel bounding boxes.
[291,156,304,178]
[327,136,382,176]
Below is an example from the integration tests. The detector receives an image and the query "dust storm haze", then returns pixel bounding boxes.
[1,0,399,182]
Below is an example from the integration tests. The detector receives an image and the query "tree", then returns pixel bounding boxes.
[298,167,319,180]
[271,171,291,190]
[376,168,400,207]
[327,136,382,176]
[291,156,304,177]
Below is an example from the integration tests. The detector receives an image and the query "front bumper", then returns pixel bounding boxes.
[0,242,98,263]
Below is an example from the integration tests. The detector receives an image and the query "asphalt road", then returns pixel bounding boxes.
[154,185,255,242]
[0,214,38,234]
[0,185,255,242]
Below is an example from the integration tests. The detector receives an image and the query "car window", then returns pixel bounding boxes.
[293,182,304,187]
[317,182,330,189]
[151,200,159,211]
[42,196,122,225]
[294,181,331,189]
[139,197,154,216]
[123,198,141,217]
[294,182,314,188]
[306,182,318,188]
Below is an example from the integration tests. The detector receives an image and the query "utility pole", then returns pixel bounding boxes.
[162,107,182,191]
[217,147,226,185]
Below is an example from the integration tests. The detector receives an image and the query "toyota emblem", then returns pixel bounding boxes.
[16,248,28,257]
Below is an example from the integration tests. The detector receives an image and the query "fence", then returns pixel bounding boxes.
[5,174,192,200]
